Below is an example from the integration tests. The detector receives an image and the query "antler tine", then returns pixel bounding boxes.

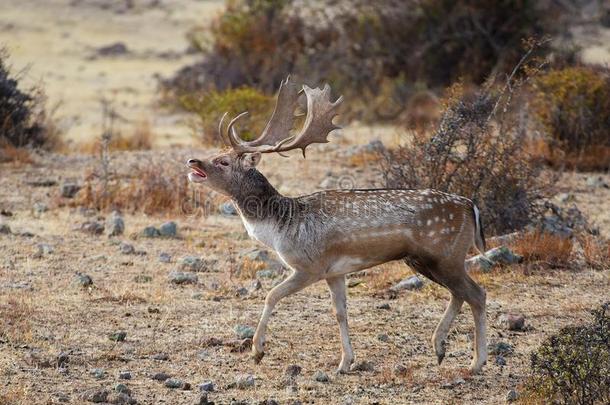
[217,111,229,146]
[226,111,249,149]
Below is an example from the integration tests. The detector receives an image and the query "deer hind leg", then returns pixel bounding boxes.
[252,271,317,364]
[326,275,354,374]
[432,294,464,365]
[461,274,487,373]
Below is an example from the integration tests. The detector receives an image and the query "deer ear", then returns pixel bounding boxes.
[243,152,261,168]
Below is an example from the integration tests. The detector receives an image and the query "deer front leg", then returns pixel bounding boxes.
[326,275,354,374]
[252,271,317,363]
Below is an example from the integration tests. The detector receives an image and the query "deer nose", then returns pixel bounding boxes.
[186,159,200,167]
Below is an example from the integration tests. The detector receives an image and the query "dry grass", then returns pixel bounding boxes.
[578,234,610,270]
[77,121,154,154]
[511,231,573,268]
[0,296,34,345]
[234,257,266,280]
[363,262,412,291]
[0,140,33,164]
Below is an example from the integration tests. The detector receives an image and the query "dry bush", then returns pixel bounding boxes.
[511,231,573,268]
[75,160,192,216]
[162,0,561,120]
[0,297,34,345]
[381,47,550,235]
[533,66,610,171]
[0,48,61,159]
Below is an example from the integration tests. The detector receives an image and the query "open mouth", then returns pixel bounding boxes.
[187,166,207,183]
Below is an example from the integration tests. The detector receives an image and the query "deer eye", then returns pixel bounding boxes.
[216,159,229,167]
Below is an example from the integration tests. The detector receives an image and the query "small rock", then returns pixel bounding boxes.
[107,212,125,236]
[377,303,391,310]
[586,175,608,188]
[506,389,518,402]
[497,313,526,331]
[557,192,575,204]
[285,364,302,377]
[313,370,329,382]
[198,381,214,392]
[152,372,171,381]
[234,374,255,389]
[235,287,248,297]
[142,226,161,238]
[56,352,69,368]
[351,360,375,372]
[256,269,276,279]
[114,384,131,395]
[0,224,11,234]
[197,393,213,405]
[220,201,238,216]
[466,246,522,272]
[179,256,206,272]
[249,279,262,292]
[81,221,104,235]
[489,341,514,356]
[90,368,106,379]
[394,364,408,376]
[390,275,424,291]
[81,388,108,403]
[159,221,177,238]
[33,202,48,214]
[495,355,507,366]
[164,378,184,389]
[377,333,389,342]
[119,371,132,380]
[34,243,54,258]
[108,331,127,342]
[159,253,171,263]
[168,271,198,285]
[76,273,93,287]
[119,242,135,255]
[441,377,465,389]
[152,353,169,361]
[234,324,255,339]
[61,182,81,198]
[108,392,136,404]
[97,42,129,56]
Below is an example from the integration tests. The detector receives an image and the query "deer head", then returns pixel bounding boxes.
[186,77,343,197]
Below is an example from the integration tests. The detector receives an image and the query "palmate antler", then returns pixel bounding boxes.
[221,76,343,157]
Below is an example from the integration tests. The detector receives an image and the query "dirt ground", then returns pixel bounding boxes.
[1,1,610,404]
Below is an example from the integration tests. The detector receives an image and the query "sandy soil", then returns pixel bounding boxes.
[0,0,224,145]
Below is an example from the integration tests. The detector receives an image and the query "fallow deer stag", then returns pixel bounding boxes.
[187,77,488,374]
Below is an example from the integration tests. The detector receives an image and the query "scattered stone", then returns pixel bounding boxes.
[61,182,81,198]
[506,389,518,402]
[159,221,177,238]
[119,242,135,255]
[34,243,54,258]
[90,368,105,379]
[179,256,207,272]
[159,253,171,263]
[220,201,238,216]
[377,303,391,310]
[80,388,108,403]
[33,202,48,214]
[53,393,70,403]
[234,374,255,389]
[234,324,255,339]
[114,384,131,395]
[313,370,329,382]
[164,378,184,389]
[495,355,507,366]
[152,353,169,361]
[108,331,127,342]
[0,224,10,234]
[97,42,129,56]
[394,364,408,376]
[586,175,608,189]
[119,371,132,380]
[557,192,575,204]
[285,364,302,377]
[241,248,284,271]
[81,221,105,235]
[107,212,125,236]
[56,352,69,368]
[198,381,214,392]
[351,360,375,372]
[197,393,213,405]
[235,287,248,297]
[108,392,136,404]
[76,273,93,287]
[152,372,171,381]
[377,333,390,342]
[229,338,252,353]
[256,269,276,279]
[168,271,198,285]
[192,292,203,300]
[347,279,362,288]
[489,341,514,356]
[390,275,424,291]
[142,226,161,238]
[466,246,522,272]
[441,377,465,389]
[249,279,262,292]
[497,313,526,331]
[134,274,152,283]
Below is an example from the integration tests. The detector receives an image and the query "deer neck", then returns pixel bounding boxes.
[231,169,293,222]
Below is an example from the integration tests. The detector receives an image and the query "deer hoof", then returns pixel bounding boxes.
[435,339,446,365]
[252,350,265,364]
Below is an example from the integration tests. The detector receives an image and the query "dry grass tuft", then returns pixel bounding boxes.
[0,297,34,345]
[578,234,610,271]
[512,231,573,268]
[0,139,33,164]
[234,257,265,280]
[78,121,154,154]
[364,262,412,291]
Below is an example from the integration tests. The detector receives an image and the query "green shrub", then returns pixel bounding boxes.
[526,302,610,405]
[533,66,610,171]
[0,48,59,153]
[181,87,275,144]
[163,0,560,120]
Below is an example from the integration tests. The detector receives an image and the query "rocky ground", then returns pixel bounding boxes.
[0,144,609,405]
